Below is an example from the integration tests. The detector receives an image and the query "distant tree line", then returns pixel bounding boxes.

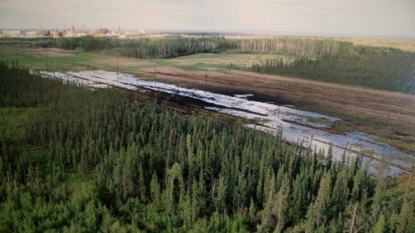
[34,36,238,58]
[250,48,415,94]
[27,36,415,94]
[32,36,356,59]
[233,38,353,58]
[230,38,415,94]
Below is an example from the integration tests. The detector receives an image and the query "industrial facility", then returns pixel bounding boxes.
[0,21,147,39]
[0,22,148,39]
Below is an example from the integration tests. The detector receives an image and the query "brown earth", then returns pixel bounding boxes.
[21,48,75,57]
[137,66,415,151]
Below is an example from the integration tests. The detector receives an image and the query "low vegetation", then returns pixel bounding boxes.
[338,38,415,53]
[306,117,353,134]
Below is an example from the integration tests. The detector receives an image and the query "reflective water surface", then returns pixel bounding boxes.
[34,70,414,175]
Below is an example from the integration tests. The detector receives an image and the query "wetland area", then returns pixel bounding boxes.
[38,69,415,175]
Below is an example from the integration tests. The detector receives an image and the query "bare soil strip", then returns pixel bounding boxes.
[21,48,76,57]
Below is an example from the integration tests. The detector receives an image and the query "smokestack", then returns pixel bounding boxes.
[38,21,42,31]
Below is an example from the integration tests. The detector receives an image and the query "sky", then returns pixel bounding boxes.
[0,0,414,37]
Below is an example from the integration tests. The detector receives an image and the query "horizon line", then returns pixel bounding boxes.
[1,27,414,40]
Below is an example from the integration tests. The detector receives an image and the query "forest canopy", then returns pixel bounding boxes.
[1,62,414,232]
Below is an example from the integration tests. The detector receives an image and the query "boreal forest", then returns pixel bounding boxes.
[1,56,415,232]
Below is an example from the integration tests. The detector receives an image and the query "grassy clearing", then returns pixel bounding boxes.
[331,120,354,133]
[0,46,106,71]
[1,46,292,74]
[375,137,415,155]
[301,104,388,130]
[182,53,290,65]
[338,37,415,52]
[307,116,333,127]
[152,53,291,71]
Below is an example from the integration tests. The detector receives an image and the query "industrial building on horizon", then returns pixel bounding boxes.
[0,22,148,39]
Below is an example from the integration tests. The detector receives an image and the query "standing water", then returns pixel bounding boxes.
[33,70,414,175]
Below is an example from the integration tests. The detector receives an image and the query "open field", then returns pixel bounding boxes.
[2,45,415,154]
[92,53,290,72]
[21,48,77,57]
[0,45,103,71]
[338,37,415,52]
[153,53,289,71]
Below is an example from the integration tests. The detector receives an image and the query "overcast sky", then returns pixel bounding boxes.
[1,0,414,37]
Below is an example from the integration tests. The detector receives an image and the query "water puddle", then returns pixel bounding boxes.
[34,70,414,175]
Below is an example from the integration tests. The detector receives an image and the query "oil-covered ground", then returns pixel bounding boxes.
[37,70,415,175]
